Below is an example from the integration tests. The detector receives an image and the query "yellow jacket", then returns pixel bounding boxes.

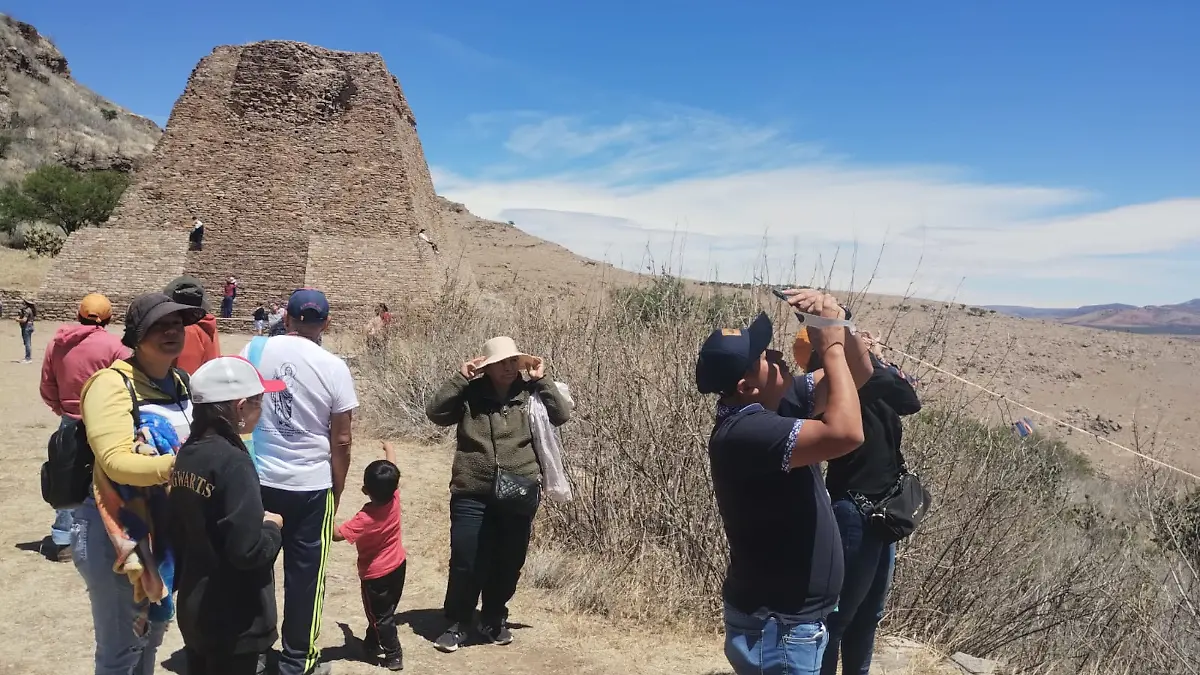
[79,360,187,487]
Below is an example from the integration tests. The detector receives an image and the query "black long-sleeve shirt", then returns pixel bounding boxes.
[168,433,282,655]
[824,356,922,499]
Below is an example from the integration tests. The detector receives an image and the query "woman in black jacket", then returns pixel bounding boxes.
[815,349,922,675]
[168,356,287,674]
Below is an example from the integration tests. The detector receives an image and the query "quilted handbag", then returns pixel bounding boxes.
[493,469,541,517]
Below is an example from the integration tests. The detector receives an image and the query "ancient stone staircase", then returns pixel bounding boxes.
[184,230,308,318]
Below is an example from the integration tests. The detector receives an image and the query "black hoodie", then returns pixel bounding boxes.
[168,433,282,655]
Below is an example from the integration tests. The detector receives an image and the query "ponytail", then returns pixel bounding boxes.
[187,401,249,454]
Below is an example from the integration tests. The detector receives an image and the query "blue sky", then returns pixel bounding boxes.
[10,0,1199,306]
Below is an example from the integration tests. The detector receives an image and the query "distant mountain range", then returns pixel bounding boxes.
[987,299,1200,335]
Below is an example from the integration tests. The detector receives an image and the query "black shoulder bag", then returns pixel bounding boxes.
[41,370,141,509]
[852,450,933,543]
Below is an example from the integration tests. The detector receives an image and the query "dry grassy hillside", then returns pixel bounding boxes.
[438,196,642,296]
[435,197,1200,478]
[854,295,1200,477]
[0,14,161,183]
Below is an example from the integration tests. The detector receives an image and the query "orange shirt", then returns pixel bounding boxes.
[175,313,221,374]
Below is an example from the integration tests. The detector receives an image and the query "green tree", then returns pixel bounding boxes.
[0,164,130,236]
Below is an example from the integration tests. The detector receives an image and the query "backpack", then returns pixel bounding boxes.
[40,367,189,509]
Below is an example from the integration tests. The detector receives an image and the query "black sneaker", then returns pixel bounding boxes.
[479,622,513,646]
[382,651,404,671]
[433,624,467,653]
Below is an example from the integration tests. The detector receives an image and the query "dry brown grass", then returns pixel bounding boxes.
[0,245,48,290]
[355,270,1200,674]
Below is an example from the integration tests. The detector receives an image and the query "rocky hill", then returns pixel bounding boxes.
[438,196,639,296]
[0,14,161,183]
[989,298,1200,335]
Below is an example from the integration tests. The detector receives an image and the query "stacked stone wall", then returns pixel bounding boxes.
[41,39,472,322]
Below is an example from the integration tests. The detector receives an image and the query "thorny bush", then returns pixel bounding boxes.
[355,271,1200,674]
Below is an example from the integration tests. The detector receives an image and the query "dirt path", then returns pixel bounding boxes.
[0,323,951,674]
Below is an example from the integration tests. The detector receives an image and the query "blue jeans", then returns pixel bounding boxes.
[21,324,33,360]
[220,297,234,318]
[50,415,76,546]
[724,603,828,675]
[820,498,896,675]
[71,501,169,675]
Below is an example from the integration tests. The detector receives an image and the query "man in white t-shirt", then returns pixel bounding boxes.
[240,288,356,675]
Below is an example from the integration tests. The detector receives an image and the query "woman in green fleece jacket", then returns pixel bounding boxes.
[425,336,571,654]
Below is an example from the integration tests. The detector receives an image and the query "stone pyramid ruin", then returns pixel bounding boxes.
[40,40,471,323]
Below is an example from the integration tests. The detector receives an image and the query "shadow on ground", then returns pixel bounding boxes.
[13,540,43,554]
[395,607,532,648]
[320,622,375,667]
[161,648,185,674]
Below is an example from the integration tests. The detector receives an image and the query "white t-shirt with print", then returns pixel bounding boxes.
[241,335,358,491]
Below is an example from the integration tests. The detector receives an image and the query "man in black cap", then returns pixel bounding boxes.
[163,276,221,375]
[240,288,357,675]
[696,288,872,675]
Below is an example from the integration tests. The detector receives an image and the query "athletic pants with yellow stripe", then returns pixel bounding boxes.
[261,487,334,675]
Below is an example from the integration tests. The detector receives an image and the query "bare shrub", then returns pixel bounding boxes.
[357,270,1199,673]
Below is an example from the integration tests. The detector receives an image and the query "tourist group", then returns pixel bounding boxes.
[29,277,920,675]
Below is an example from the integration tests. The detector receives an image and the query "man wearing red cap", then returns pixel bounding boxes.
[38,293,129,561]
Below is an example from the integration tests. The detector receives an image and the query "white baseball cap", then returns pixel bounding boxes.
[191,356,286,404]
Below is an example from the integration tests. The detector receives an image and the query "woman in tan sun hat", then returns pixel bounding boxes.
[425,335,572,653]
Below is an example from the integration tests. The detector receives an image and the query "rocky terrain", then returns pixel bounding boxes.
[0,14,161,183]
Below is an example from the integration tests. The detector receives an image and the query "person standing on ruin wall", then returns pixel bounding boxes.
[189,219,204,252]
[418,228,439,254]
[240,289,358,675]
[221,276,239,319]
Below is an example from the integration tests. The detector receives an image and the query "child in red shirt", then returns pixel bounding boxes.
[334,441,407,671]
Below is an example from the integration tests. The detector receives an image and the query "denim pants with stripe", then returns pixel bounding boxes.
[261,487,334,675]
[724,603,828,675]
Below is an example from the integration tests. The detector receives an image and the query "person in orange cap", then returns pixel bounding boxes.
[38,293,130,561]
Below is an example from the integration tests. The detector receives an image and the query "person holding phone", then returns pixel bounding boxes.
[698,289,874,675]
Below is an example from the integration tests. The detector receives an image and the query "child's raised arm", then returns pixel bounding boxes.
[382,440,396,466]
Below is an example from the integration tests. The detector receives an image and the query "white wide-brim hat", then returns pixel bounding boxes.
[192,356,286,404]
[479,336,541,370]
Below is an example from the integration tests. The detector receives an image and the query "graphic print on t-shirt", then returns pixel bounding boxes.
[271,363,299,437]
[243,335,359,491]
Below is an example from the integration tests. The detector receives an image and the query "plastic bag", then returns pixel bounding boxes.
[529,381,572,504]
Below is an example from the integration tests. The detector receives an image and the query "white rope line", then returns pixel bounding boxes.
[874,340,1200,483]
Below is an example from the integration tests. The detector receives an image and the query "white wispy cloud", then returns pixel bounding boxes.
[433,110,1200,306]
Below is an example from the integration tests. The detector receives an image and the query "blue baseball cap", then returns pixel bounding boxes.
[695,312,774,395]
[287,288,330,323]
